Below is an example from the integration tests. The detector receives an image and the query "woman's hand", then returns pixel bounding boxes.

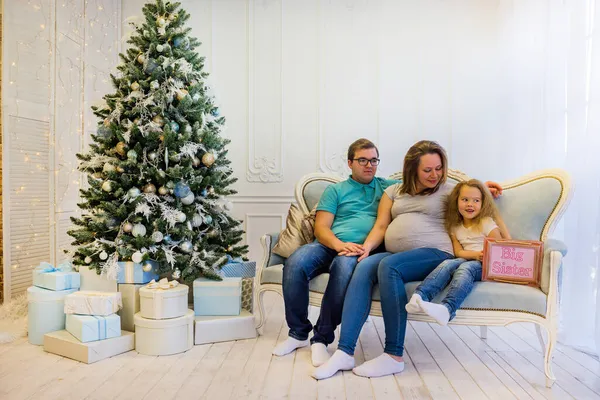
[485,181,503,199]
[337,242,365,256]
[357,249,371,262]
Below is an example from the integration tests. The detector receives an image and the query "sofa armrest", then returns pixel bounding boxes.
[259,233,286,270]
[541,238,567,294]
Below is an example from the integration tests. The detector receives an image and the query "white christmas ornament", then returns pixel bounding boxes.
[181,193,195,205]
[150,80,159,89]
[84,256,92,264]
[103,163,115,173]
[132,223,147,237]
[137,54,145,64]
[99,251,108,260]
[101,181,113,192]
[191,214,203,227]
[176,212,187,223]
[130,82,140,91]
[151,231,164,242]
[156,44,164,52]
[132,251,143,263]
[157,17,166,27]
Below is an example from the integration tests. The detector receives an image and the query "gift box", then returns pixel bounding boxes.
[220,261,256,278]
[193,277,241,316]
[66,314,121,343]
[116,260,159,284]
[32,262,80,291]
[139,279,189,320]
[43,330,134,364]
[27,286,78,345]
[64,291,122,316]
[134,310,194,356]
[241,278,254,313]
[79,266,117,292]
[118,283,144,332]
[194,310,257,345]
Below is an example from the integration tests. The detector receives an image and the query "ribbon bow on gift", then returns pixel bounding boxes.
[147,278,179,290]
[36,261,73,273]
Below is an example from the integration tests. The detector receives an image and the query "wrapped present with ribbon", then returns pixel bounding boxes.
[66,314,121,343]
[193,277,241,316]
[116,260,159,284]
[219,259,256,278]
[32,262,81,291]
[64,291,123,316]
[139,278,189,320]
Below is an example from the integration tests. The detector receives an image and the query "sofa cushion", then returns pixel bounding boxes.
[260,264,547,316]
[272,204,312,258]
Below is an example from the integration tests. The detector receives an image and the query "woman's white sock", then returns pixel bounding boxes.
[312,350,355,380]
[311,343,331,367]
[405,293,423,313]
[352,353,405,378]
[418,299,450,326]
[272,337,309,356]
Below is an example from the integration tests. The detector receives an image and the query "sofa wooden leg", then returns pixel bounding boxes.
[543,324,557,388]
[479,326,488,339]
[535,324,545,351]
[255,290,267,331]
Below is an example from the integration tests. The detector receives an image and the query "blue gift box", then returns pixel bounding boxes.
[27,286,78,345]
[66,314,121,343]
[220,260,256,278]
[116,260,159,284]
[32,262,80,291]
[193,277,241,316]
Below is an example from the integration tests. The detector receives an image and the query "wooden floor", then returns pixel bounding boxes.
[1,292,599,399]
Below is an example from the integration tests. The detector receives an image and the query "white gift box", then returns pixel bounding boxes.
[79,266,117,292]
[64,291,122,316]
[27,286,78,345]
[194,310,257,345]
[193,277,241,316]
[134,310,194,356]
[139,280,189,320]
[66,314,121,343]
[118,283,144,332]
[43,330,134,364]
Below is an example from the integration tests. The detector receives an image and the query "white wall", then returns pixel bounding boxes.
[121,0,564,263]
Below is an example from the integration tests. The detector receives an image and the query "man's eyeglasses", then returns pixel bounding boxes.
[352,158,380,166]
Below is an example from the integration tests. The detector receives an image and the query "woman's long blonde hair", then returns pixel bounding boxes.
[399,140,448,196]
[445,179,499,232]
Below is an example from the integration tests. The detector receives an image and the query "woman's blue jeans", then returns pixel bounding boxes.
[337,248,453,357]
[414,258,482,320]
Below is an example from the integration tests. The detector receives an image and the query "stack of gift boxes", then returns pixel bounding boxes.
[192,260,257,344]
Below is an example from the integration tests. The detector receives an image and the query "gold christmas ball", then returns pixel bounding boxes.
[133,117,141,125]
[115,142,127,156]
[116,166,125,173]
[123,222,133,233]
[103,118,110,126]
[158,186,168,195]
[130,82,140,91]
[202,152,215,167]
[159,135,165,142]
[101,180,113,192]
[153,115,165,126]
[92,172,104,180]
[192,157,201,167]
[168,13,177,21]
[142,262,154,272]
[176,89,188,101]
[143,183,157,194]
[157,16,166,26]
[137,54,145,64]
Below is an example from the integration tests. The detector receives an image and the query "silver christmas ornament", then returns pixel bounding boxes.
[132,223,147,237]
[172,268,181,279]
[99,251,108,260]
[151,231,164,242]
[191,214,203,227]
[176,212,187,223]
[184,124,192,133]
[132,251,143,263]
[148,151,157,161]
[127,150,138,160]
[128,187,141,198]
[180,241,193,253]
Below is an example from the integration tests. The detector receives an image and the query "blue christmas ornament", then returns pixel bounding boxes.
[96,125,112,139]
[174,182,191,198]
[203,215,213,225]
[173,36,189,49]
[169,121,180,133]
[201,188,208,197]
[145,59,158,74]
[210,108,220,117]
[163,234,172,244]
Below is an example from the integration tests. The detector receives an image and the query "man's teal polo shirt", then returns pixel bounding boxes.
[316,176,399,244]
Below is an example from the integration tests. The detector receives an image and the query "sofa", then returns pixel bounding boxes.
[254,168,572,387]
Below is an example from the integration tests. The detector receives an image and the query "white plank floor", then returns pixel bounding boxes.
[1,292,599,400]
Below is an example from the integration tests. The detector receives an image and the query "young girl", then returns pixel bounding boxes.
[405,179,510,325]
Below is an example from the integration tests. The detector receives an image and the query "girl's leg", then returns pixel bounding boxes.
[406,258,465,313]
[312,252,390,380]
[419,261,482,325]
[353,248,452,378]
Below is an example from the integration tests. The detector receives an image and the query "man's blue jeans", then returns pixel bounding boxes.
[414,258,482,320]
[337,248,453,356]
[282,242,359,345]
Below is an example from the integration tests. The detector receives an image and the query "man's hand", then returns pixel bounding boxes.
[478,251,484,261]
[485,181,503,199]
[337,242,365,256]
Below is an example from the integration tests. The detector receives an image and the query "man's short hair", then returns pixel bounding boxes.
[347,138,379,160]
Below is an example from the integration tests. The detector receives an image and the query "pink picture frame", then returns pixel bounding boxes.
[482,238,544,287]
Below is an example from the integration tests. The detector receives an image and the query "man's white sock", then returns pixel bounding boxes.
[312,350,355,380]
[352,353,405,378]
[405,293,423,314]
[311,343,331,367]
[272,337,309,356]
[418,299,450,326]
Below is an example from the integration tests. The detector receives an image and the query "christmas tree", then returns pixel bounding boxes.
[68,0,247,282]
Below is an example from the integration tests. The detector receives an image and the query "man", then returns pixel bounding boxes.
[272,138,397,367]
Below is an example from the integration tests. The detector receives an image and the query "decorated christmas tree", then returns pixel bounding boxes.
[68,0,247,282]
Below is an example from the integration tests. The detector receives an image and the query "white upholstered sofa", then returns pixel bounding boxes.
[255,169,572,387]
